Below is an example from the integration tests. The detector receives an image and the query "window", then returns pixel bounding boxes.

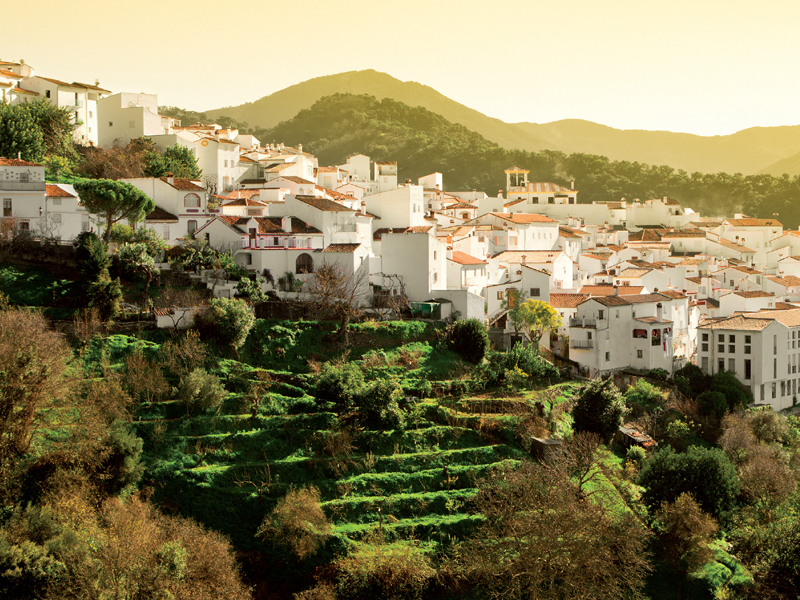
[2,199,10,217]
[19,173,28,183]
[605,352,610,362]
[702,356,709,372]
[598,310,605,320]
[163,226,170,239]
[775,334,778,355]
[702,342,709,352]
[187,220,197,236]
[109,121,113,127]
[245,253,252,266]
[774,358,778,379]
[52,197,61,206]
[637,350,643,359]
[719,359,725,373]
[781,381,786,397]
[296,253,313,274]
[530,288,540,297]
[587,331,592,340]
[729,334,735,343]
[497,291,504,300]
[729,344,736,353]
[718,343,725,353]
[718,334,724,342]
[184,194,201,208]
[729,358,735,373]
[19,221,29,231]
[702,333,709,342]
[45,90,51,98]
[744,344,751,355]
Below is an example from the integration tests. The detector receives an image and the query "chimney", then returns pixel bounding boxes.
[446,248,453,260]
[613,285,619,296]
[281,216,292,233]
[435,184,440,190]
[521,255,527,266]
[298,143,302,153]
[498,190,503,198]
[360,201,366,216]
[570,180,575,190]
[656,302,663,321]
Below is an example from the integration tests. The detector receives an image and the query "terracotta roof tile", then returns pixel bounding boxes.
[579,285,645,296]
[45,184,74,198]
[488,212,558,224]
[549,293,589,308]
[0,157,42,167]
[450,251,486,266]
[321,243,361,253]
[295,195,354,212]
[726,218,782,228]
[145,206,179,222]
[160,177,204,191]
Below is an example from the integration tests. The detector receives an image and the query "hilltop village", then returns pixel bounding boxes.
[4,58,800,414]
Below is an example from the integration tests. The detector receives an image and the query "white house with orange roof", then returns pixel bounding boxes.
[468,212,560,252]
[763,275,800,300]
[718,291,778,317]
[19,74,110,146]
[492,250,575,290]
[0,157,46,239]
[0,68,38,105]
[378,231,447,302]
[445,250,489,295]
[121,177,210,240]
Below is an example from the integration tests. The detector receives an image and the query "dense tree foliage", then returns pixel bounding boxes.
[572,378,625,442]
[74,179,155,242]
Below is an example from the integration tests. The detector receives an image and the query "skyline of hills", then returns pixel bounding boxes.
[206,69,800,177]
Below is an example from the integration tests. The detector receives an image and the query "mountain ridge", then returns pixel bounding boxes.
[205,69,800,176]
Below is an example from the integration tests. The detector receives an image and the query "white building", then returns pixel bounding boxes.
[98,92,176,147]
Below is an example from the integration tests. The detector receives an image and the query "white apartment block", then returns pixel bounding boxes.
[697,310,800,411]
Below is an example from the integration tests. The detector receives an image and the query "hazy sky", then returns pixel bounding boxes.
[4,0,800,136]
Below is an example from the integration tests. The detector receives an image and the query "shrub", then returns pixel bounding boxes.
[446,318,489,364]
[315,362,365,411]
[624,379,663,413]
[645,368,670,382]
[177,368,227,416]
[473,343,558,390]
[626,445,647,469]
[199,298,254,351]
[673,363,711,398]
[360,376,405,430]
[256,486,331,561]
[697,390,728,419]
[710,371,750,412]
[333,540,436,600]
[571,378,625,443]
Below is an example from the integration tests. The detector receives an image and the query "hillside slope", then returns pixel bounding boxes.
[206,69,800,175]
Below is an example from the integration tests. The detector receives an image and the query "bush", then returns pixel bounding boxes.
[674,363,711,398]
[473,343,558,390]
[177,368,227,416]
[315,362,365,411]
[709,371,750,412]
[624,379,663,413]
[697,390,728,419]
[446,318,489,364]
[626,445,647,469]
[360,376,405,430]
[645,368,670,382]
[572,378,625,443]
[200,298,254,351]
[638,446,739,521]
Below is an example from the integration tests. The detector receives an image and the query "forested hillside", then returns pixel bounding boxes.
[263,93,800,227]
[203,69,800,176]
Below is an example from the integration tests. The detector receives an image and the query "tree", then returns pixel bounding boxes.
[145,143,202,180]
[739,445,796,520]
[256,485,331,561]
[572,378,625,442]
[154,287,209,330]
[639,446,739,521]
[459,460,652,600]
[235,276,268,305]
[73,179,155,243]
[305,262,369,346]
[0,309,71,492]
[514,298,562,345]
[655,492,718,579]
[0,102,45,162]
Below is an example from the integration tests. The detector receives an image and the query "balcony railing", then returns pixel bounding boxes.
[0,181,46,191]
[569,317,597,328]
[570,340,594,349]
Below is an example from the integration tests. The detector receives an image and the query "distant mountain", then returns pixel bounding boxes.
[758,149,800,177]
[206,70,800,176]
[261,93,800,227]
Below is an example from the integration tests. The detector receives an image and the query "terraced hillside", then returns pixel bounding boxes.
[77,322,579,559]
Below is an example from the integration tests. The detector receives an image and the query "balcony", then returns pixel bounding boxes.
[569,317,597,328]
[570,340,594,350]
[0,180,46,191]
[332,224,357,233]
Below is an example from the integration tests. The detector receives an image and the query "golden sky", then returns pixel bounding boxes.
[4,0,800,136]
